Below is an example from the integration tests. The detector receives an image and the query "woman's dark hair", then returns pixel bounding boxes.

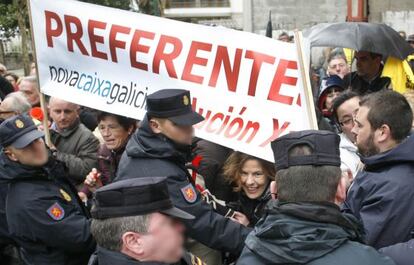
[331,90,359,125]
[96,111,137,132]
[4,72,19,83]
[0,75,14,100]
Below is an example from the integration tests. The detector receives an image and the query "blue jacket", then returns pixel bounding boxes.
[380,239,414,265]
[0,154,95,265]
[342,134,414,249]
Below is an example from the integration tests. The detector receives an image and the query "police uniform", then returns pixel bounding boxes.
[87,177,205,265]
[237,131,395,265]
[0,114,96,265]
[114,89,251,256]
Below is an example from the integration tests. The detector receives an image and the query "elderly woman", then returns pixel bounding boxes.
[78,112,137,200]
[223,152,275,226]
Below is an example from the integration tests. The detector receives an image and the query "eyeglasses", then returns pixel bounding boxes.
[339,118,354,127]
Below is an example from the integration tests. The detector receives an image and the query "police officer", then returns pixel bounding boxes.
[0,114,95,265]
[237,130,395,265]
[115,89,251,255]
[88,177,205,265]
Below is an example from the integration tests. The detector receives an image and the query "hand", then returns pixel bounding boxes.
[37,120,51,132]
[48,143,57,151]
[78,192,87,202]
[342,169,353,189]
[230,211,250,227]
[84,168,103,192]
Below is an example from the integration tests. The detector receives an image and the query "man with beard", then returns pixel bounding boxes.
[342,90,414,249]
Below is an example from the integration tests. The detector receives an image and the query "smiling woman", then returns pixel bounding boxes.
[223,151,275,226]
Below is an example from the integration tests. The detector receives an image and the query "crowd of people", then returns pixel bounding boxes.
[0,31,414,265]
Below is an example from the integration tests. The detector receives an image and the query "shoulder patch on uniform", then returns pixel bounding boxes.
[181,184,197,203]
[47,202,65,221]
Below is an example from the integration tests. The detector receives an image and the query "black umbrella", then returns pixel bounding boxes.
[303,22,414,60]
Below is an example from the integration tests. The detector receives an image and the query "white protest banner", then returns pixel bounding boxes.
[29,0,316,162]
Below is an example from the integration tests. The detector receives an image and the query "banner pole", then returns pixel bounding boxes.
[294,30,318,130]
[26,0,52,147]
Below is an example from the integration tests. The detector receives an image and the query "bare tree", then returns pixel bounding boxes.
[13,0,30,75]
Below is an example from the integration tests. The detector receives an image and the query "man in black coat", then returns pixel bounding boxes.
[0,174,20,265]
[237,130,395,265]
[114,89,251,255]
[193,139,236,202]
[0,114,96,265]
[343,51,390,95]
[342,90,414,249]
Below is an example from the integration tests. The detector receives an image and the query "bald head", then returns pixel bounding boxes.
[49,97,79,109]
[48,97,80,131]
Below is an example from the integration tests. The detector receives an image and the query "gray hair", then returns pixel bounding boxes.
[91,215,150,252]
[21,75,38,89]
[4,92,32,114]
[327,51,347,65]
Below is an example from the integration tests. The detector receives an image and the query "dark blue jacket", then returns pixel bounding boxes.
[342,134,414,249]
[379,239,414,265]
[0,154,96,265]
[115,115,251,255]
[0,182,13,247]
[237,201,394,265]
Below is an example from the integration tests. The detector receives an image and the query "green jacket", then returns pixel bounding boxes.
[51,120,99,185]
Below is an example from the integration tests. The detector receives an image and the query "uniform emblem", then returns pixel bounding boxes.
[15,119,24,129]
[47,202,65,221]
[183,95,189,106]
[181,184,197,203]
[60,189,72,202]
